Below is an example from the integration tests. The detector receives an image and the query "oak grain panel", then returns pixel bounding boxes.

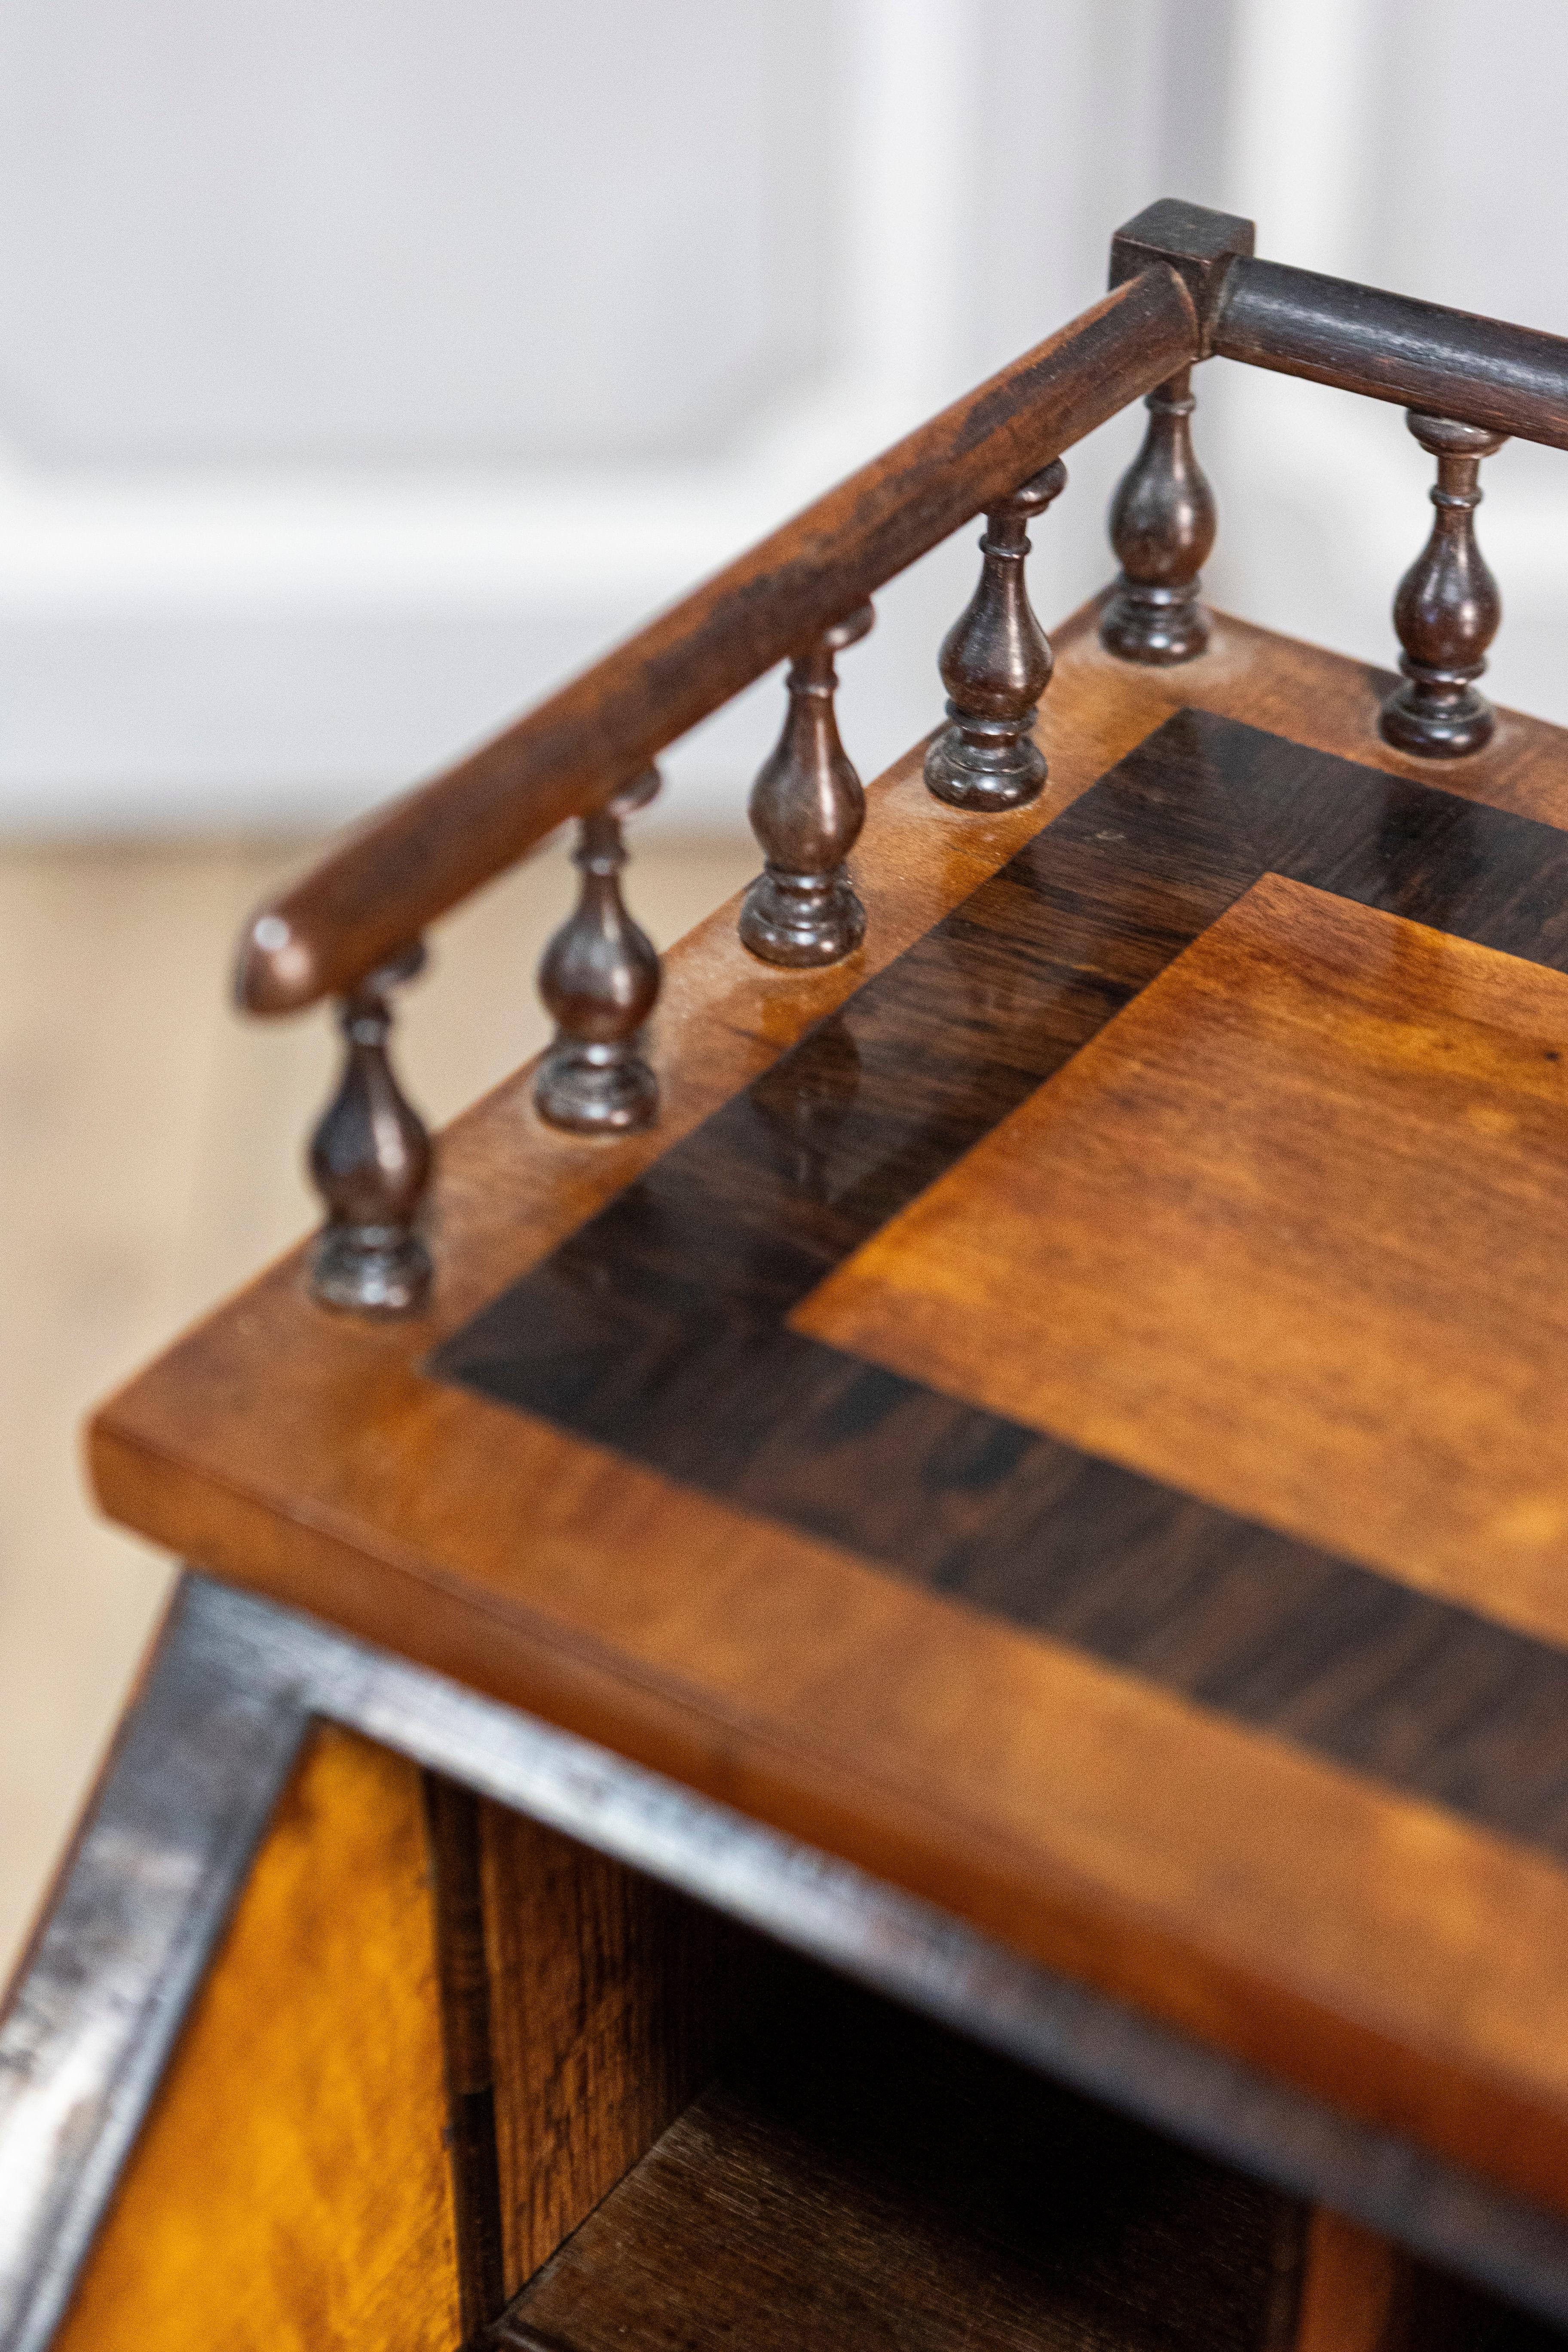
[481,1808,774,2296]
[54,1725,460,2352]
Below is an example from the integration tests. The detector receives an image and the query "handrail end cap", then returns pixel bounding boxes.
[234,910,323,1016]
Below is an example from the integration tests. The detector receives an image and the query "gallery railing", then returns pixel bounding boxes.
[234,199,1568,1315]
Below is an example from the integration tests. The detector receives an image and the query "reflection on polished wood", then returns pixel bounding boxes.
[54,1727,459,2352]
[86,606,1568,2260]
[801,871,1568,1611]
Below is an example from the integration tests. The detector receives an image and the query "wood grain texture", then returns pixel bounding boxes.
[1295,2212,1411,2352]
[481,1808,775,2298]
[802,872,1568,1624]
[52,1724,459,2352]
[1215,256,1568,450]
[88,608,1568,2221]
[425,1773,507,2337]
[493,1980,1280,2352]
[239,270,1196,1014]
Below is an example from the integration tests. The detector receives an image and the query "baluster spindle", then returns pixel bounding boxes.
[1099,368,1216,663]
[535,766,662,1132]
[924,461,1067,812]
[1380,412,1508,757]
[740,600,875,966]
[308,940,433,1315]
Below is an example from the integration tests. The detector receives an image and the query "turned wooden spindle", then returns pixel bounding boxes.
[535,766,662,1133]
[1099,368,1215,663]
[1380,412,1508,757]
[740,600,875,967]
[308,940,433,1315]
[924,461,1067,812]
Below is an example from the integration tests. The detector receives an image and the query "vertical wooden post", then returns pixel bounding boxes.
[308,941,433,1316]
[1099,368,1216,663]
[535,768,662,1133]
[925,461,1067,811]
[740,601,875,967]
[1380,412,1507,757]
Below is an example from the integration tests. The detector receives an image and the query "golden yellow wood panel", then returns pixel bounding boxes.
[55,1726,459,2352]
[799,873,1568,1631]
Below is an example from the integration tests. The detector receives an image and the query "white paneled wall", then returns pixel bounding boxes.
[0,0,1560,833]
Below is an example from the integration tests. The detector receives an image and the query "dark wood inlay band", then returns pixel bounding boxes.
[434,711,1568,1864]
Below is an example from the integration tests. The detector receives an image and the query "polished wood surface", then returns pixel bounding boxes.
[1100,367,1215,662]
[534,770,663,1134]
[802,870,1568,1616]
[493,1978,1280,2352]
[1381,413,1507,758]
[90,605,1568,2222]
[236,270,1194,1016]
[53,1725,459,2352]
[924,464,1065,811]
[740,603,875,965]
[481,1808,771,2298]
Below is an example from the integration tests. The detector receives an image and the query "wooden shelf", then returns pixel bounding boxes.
[490,1980,1284,2352]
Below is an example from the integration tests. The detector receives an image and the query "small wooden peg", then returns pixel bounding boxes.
[924,461,1066,812]
[535,766,662,1133]
[1099,368,1216,663]
[309,940,433,1315]
[740,601,874,967]
[1380,411,1507,757]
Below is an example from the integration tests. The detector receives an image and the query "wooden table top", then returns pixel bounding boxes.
[92,598,1568,2226]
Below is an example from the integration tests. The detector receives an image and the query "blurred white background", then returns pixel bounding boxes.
[4,0,1567,1971]
[1,0,1565,839]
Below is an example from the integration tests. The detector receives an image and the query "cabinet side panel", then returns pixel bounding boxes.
[54,1724,461,2352]
[482,1803,781,2295]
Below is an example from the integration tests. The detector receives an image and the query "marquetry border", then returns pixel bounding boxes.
[436,707,1568,1866]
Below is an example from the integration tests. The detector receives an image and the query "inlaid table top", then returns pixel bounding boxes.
[92,600,1568,2226]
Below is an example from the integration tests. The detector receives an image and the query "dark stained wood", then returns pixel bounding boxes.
[1100,368,1215,662]
[480,1808,778,2298]
[924,462,1066,812]
[89,610,1568,2236]
[1381,413,1508,757]
[534,769,662,1135]
[423,1773,507,2341]
[440,714,1568,1875]
[1215,255,1568,447]
[307,939,433,1315]
[1109,199,1257,354]
[232,213,1568,1027]
[739,601,873,965]
[235,269,1197,1016]
[492,1980,1283,2352]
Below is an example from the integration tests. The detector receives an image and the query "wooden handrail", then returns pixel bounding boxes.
[1215,258,1568,449]
[229,191,1568,1317]
[236,263,1199,1015]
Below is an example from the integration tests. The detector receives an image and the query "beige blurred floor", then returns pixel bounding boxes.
[0,829,756,1980]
